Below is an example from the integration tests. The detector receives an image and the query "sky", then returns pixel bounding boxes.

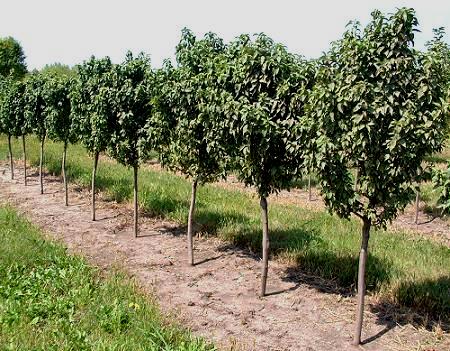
[1,0,449,70]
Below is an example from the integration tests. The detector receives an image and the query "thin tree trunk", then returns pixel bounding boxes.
[354,169,359,192]
[133,164,138,238]
[187,179,198,266]
[260,196,269,297]
[22,135,27,186]
[414,190,420,225]
[39,137,45,195]
[62,141,68,206]
[8,134,13,180]
[91,151,99,221]
[308,174,312,201]
[353,217,371,345]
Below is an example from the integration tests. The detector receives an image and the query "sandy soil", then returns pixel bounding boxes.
[0,163,448,351]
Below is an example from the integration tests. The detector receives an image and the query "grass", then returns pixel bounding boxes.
[1,135,450,323]
[425,138,450,164]
[419,181,446,217]
[0,205,214,350]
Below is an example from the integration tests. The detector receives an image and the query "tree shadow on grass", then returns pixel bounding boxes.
[95,175,133,203]
[219,224,320,258]
[194,209,251,236]
[141,196,189,219]
[370,276,450,332]
[215,224,376,296]
[281,252,393,297]
[91,176,190,217]
[209,220,395,301]
[289,175,319,189]
[152,210,253,239]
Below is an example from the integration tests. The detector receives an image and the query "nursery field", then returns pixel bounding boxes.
[1,7,450,348]
[1,136,449,324]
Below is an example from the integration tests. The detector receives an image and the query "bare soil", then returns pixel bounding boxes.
[0,163,448,351]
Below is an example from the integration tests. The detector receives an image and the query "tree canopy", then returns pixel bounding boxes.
[71,56,116,155]
[309,8,449,227]
[44,74,76,145]
[146,29,228,183]
[221,33,315,198]
[108,52,152,167]
[0,79,27,137]
[23,72,48,141]
[0,37,27,80]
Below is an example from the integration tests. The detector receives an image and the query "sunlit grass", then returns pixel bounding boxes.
[0,205,215,350]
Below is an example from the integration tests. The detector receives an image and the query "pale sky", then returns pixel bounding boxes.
[1,0,449,70]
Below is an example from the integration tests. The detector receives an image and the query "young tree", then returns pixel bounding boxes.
[108,52,153,237]
[0,37,27,80]
[71,56,116,220]
[145,29,228,266]
[24,72,48,194]
[432,162,450,215]
[0,37,27,180]
[0,79,14,178]
[0,79,28,181]
[308,9,449,345]
[0,77,5,142]
[44,74,76,205]
[219,34,314,296]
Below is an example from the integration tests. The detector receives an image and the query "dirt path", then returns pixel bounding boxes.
[0,164,448,351]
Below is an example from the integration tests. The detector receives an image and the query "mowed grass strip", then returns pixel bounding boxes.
[1,136,450,321]
[0,205,214,350]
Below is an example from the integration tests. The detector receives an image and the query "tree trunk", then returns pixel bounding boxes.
[308,174,312,201]
[8,134,13,180]
[133,164,139,238]
[353,217,371,345]
[22,135,27,186]
[39,137,45,195]
[62,141,68,206]
[354,169,359,192]
[415,190,420,225]
[260,196,269,297]
[187,179,198,266]
[91,151,99,221]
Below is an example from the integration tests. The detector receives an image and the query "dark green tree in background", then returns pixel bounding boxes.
[0,37,27,80]
[41,63,76,77]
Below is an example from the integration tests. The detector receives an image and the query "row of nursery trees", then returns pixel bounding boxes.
[1,8,449,345]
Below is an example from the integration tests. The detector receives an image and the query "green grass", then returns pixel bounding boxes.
[425,138,450,164]
[1,136,450,322]
[419,181,446,217]
[0,205,214,350]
